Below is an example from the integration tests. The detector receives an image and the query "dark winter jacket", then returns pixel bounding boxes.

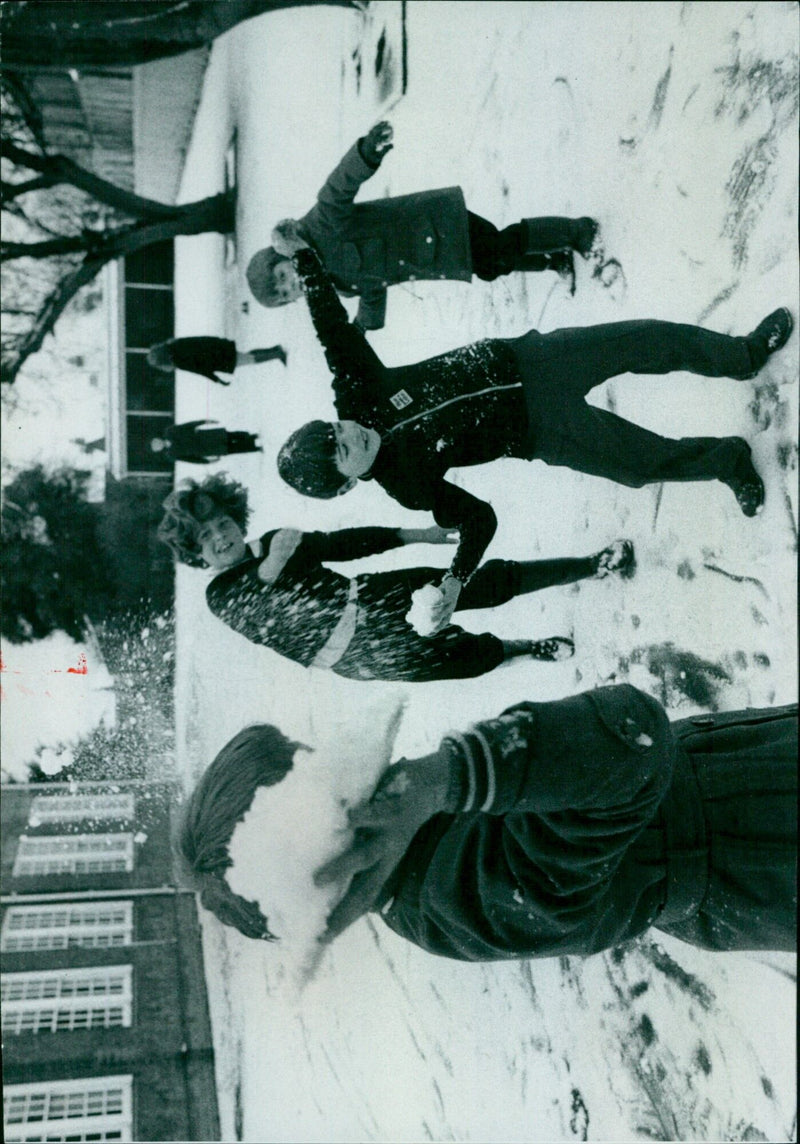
[206,527,406,667]
[298,139,472,329]
[166,421,228,462]
[167,337,237,385]
[380,688,797,961]
[296,247,528,583]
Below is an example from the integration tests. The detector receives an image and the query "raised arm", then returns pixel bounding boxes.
[290,245,386,409]
[304,122,394,235]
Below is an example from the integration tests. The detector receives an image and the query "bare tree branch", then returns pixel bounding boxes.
[1,189,234,382]
[1,140,187,220]
[1,175,54,204]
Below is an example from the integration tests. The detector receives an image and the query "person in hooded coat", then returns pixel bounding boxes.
[245,121,602,330]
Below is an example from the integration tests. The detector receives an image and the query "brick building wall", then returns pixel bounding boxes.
[1,784,220,1141]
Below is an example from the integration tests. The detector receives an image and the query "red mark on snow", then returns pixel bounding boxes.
[47,653,89,675]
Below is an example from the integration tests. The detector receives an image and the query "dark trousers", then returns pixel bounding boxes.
[224,431,260,455]
[468,213,550,279]
[457,556,595,608]
[333,557,592,683]
[510,320,757,486]
[468,213,587,278]
[657,705,797,952]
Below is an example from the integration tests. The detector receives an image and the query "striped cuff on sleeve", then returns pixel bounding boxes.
[441,729,498,813]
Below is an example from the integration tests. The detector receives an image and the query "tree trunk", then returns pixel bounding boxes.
[2,190,235,384]
[0,0,361,70]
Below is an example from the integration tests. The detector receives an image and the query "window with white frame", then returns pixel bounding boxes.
[1,966,133,1035]
[1,903,134,952]
[29,794,135,826]
[3,1075,133,1142]
[12,835,134,877]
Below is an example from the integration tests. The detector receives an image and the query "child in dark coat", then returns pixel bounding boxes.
[150,422,261,464]
[245,122,601,330]
[274,232,793,636]
[157,474,635,683]
[179,685,797,957]
[148,337,286,386]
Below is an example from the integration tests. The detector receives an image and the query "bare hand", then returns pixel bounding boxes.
[398,525,458,546]
[271,219,308,258]
[424,574,462,636]
[361,120,394,165]
[315,752,451,943]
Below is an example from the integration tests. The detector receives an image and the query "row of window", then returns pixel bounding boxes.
[28,795,134,826]
[2,904,134,952]
[6,792,148,1137]
[4,1076,132,1142]
[10,794,138,881]
[12,836,135,878]
[1,967,133,1036]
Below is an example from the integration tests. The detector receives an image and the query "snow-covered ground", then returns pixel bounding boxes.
[172,3,798,1140]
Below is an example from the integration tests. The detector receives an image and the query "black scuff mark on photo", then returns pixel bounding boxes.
[696,281,739,324]
[647,47,674,131]
[703,562,769,598]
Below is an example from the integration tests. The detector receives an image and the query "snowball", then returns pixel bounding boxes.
[226,696,406,994]
[405,583,444,637]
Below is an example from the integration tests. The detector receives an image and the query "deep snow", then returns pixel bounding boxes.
[172,3,798,1140]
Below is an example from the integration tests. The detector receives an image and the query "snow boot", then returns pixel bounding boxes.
[745,308,794,373]
[528,636,575,662]
[519,216,598,255]
[724,440,765,517]
[249,345,287,365]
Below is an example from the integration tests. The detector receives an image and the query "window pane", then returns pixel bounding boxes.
[125,352,174,413]
[126,414,174,473]
[124,286,174,348]
[124,240,174,286]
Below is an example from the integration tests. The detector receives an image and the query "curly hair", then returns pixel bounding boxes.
[157,473,251,567]
[177,723,303,941]
[277,420,347,500]
[246,246,291,308]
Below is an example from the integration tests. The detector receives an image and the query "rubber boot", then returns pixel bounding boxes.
[250,345,287,365]
[520,216,598,256]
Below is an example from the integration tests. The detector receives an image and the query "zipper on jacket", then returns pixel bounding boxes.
[385,382,523,438]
